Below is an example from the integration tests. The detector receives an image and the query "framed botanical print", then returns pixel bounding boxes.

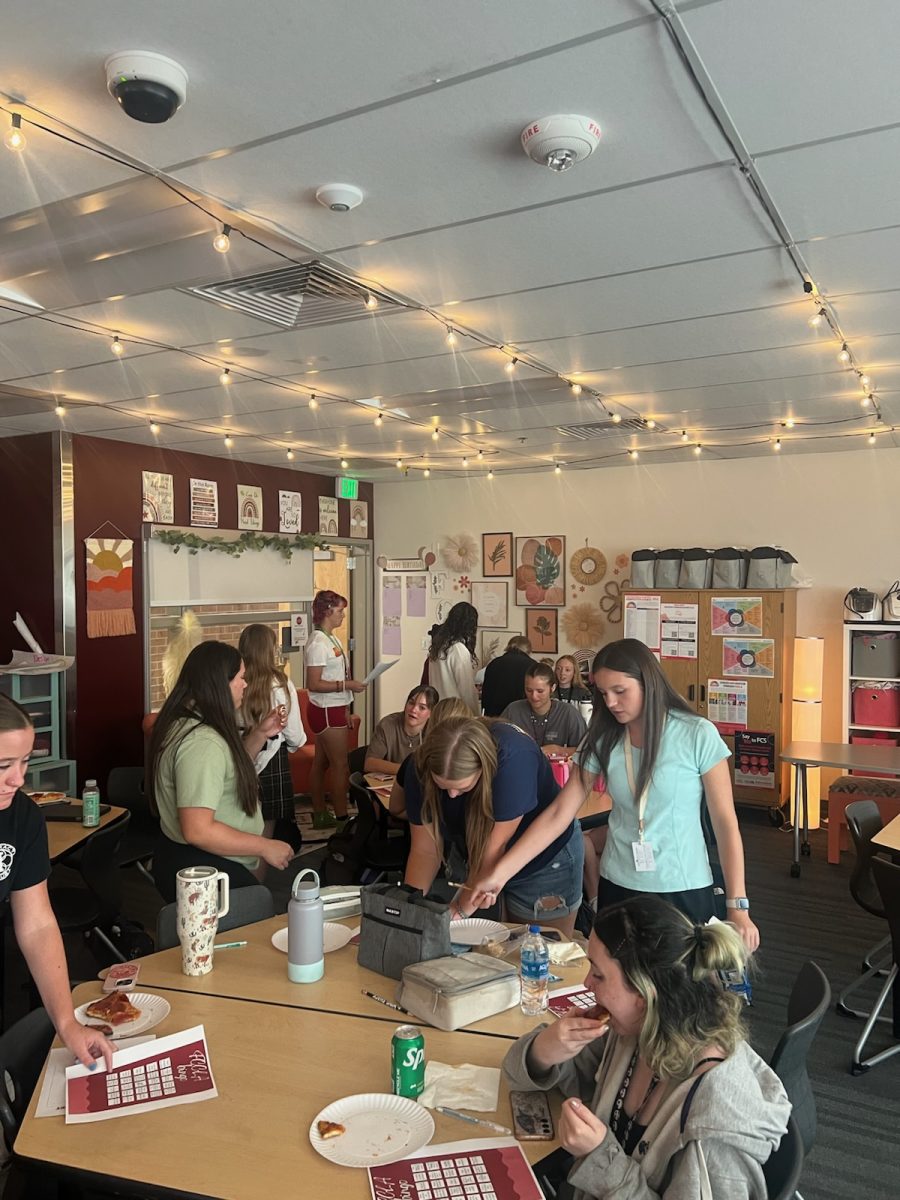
[482,532,513,577]
[471,580,508,629]
[525,608,559,655]
[515,536,566,606]
[480,628,519,667]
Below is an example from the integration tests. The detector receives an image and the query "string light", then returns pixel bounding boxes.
[681,430,689,443]
[487,469,494,479]
[808,307,826,328]
[462,456,468,467]
[611,412,622,424]
[645,419,657,430]
[868,432,877,445]
[504,356,517,375]
[783,418,796,429]
[365,294,378,310]
[340,457,349,469]
[837,344,851,365]
[693,443,702,455]
[308,394,318,410]
[431,427,440,441]
[628,448,638,460]
[54,404,65,417]
[224,435,234,448]
[859,372,872,390]
[774,438,782,451]
[4,113,25,152]
[569,382,582,396]
[396,458,403,469]
[861,393,873,408]
[554,463,562,474]
[423,468,430,478]
[111,335,124,355]
[477,450,484,460]
[212,225,231,253]
[445,328,457,347]
[150,422,160,435]
[286,449,295,460]
[374,413,383,427]
[219,368,231,385]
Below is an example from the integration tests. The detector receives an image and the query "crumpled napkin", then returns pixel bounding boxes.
[547,940,587,965]
[419,1060,501,1112]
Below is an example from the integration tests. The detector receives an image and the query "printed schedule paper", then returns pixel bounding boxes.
[547,985,597,1018]
[65,1025,217,1123]
[369,1138,542,1200]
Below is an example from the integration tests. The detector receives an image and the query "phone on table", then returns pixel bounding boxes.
[510,1090,555,1141]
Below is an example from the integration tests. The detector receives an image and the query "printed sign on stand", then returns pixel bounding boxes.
[734,731,776,790]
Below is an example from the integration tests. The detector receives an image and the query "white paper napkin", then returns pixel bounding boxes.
[419,1060,501,1112]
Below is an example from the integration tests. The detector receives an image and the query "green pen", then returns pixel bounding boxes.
[213,940,248,949]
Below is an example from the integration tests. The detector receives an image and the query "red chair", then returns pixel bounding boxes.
[289,688,360,798]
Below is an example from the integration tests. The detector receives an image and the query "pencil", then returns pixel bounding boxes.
[213,941,248,949]
[360,988,409,1014]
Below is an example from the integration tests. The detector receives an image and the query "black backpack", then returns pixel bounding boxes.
[320,808,380,886]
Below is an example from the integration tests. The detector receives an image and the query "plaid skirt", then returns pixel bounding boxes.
[258,741,295,821]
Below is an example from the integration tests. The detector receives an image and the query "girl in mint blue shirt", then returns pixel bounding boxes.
[468,639,760,951]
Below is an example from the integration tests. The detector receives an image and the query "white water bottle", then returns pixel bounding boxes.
[287,868,324,983]
[520,924,550,1015]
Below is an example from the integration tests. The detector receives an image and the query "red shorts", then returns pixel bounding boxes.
[308,703,350,734]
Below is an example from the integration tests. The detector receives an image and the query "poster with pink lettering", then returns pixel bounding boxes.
[368,1138,542,1200]
[65,1025,217,1122]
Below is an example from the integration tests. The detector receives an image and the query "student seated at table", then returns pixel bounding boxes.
[555,655,593,706]
[364,685,438,776]
[501,664,587,758]
[0,695,114,1070]
[388,697,473,820]
[149,641,294,902]
[503,895,790,1200]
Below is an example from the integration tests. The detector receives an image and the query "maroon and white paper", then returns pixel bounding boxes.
[368,1138,542,1200]
[547,985,597,1018]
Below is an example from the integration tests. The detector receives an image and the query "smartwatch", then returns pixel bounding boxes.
[725,897,750,910]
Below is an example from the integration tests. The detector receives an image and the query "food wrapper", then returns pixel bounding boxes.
[419,1061,501,1112]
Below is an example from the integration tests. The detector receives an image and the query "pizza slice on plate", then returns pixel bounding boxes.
[85,991,142,1026]
[316,1120,346,1140]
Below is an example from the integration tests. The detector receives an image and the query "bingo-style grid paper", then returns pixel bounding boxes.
[65,1025,217,1123]
[547,985,596,1018]
[368,1138,542,1200]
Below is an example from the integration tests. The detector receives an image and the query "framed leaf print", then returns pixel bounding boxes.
[516,536,566,606]
[482,532,513,577]
[525,608,558,654]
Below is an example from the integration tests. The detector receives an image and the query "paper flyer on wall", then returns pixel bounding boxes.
[707,678,748,735]
[290,611,309,648]
[189,478,218,527]
[734,731,776,789]
[623,594,661,650]
[711,597,763,637]
[367,1138,543,1200]
[722,638,775,678]
[660,603,698,659]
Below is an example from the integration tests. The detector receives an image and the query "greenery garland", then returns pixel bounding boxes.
[154,528,327,561]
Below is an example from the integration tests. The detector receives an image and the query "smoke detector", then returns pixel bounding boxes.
[315,183,364,212]
[521,114,601,172]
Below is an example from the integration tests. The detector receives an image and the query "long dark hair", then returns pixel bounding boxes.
[428,602,478,663]
[586,638,692,800]
[148,641,260,818]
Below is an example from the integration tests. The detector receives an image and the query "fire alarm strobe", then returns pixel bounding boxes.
[521,114,601,172]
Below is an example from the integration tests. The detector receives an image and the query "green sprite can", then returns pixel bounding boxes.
[391,1024,425,1098]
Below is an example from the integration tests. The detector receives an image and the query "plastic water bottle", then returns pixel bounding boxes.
[287,867,324,983]
[81,779,100,828]
[520,924,550,1015]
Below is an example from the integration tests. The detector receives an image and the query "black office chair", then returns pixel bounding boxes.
[348,744,368,777]
[0,1007,57,1200]
[107,765,158,882]
[769,961,830,1157]
[348,772,409,882]
[837,800,891,1019]
[48,812,131,965]
[156,883,276,950]
[762,1114,805,1200]
[851,855,900,1074]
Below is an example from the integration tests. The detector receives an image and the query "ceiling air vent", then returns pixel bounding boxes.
[182,261,403,329]
[556,418,661,440]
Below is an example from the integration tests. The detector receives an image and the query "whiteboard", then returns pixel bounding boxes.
[147,526,314,605]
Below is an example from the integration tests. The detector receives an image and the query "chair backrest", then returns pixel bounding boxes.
[0,1007,55,1150]
[845,800,886,917]
[155,883,276,950]
[79,813,131,924]
[871,855,900,962]
[297,687,316,741]
[348,744,369,776]
[105,766,146,811]
[348,773,387,840]
[762,1114,804,1200]
[769,960,830,1155]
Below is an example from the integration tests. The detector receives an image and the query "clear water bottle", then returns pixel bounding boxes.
[81,779,100,828]
[287,867,324,983]
[520,924,550,1015]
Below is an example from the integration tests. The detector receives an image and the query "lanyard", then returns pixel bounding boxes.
[623,726,650,844]
[316,627,348,680]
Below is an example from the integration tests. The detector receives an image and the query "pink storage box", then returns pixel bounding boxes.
[849,732,900,778]
[851,682,900,729]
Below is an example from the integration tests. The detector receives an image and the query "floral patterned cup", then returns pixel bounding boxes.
[175,866,230,976]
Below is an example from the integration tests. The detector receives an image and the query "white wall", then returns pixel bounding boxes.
[373,445,900,747]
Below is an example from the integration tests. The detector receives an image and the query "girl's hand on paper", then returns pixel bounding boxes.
[59,1017,115,1071]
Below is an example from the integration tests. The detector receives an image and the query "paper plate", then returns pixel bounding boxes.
[74,992,171,1039]
[450,918,511,946]
[309,1093,434,1168]
[271,921,352,955]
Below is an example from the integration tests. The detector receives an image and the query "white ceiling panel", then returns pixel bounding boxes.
[64,289,278,346]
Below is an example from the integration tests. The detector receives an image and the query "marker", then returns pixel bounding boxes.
[435,1107,511,1135]
[213,941,247,950]
[360,989,409,1014]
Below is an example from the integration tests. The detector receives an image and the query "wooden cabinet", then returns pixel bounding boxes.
[622,589,796,808]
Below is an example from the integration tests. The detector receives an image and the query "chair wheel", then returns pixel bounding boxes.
[790,863,801,878]
[801,843,812,857]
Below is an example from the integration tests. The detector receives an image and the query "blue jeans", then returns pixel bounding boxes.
[503,827,585,922]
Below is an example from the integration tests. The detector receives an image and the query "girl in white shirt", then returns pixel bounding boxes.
[427,601,479,712]
[305,590,367,828]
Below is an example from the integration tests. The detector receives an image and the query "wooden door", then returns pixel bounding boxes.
[622,589,700,711]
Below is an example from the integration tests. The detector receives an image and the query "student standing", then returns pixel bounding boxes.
[426,602,480,713]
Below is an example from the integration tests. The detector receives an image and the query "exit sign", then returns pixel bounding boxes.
[335,476,359,500]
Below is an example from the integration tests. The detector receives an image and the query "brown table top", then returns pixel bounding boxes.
[872,813,900,853]
[16,984,559,1199]
[45,802,127,863]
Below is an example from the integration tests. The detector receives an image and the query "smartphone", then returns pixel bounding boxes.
[510,1090,555,1141]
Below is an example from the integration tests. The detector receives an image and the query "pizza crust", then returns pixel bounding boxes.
[316,1120,346,1140]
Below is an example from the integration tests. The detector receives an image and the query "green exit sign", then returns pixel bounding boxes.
[336,476,359,500]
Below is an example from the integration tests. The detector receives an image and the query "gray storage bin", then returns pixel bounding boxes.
[776,549,797,587]
[851,631,900,679]
[679,547,714,589]
[746,547,779,588]
[712,547,750,589]
[655,549,683,589]
[630,549,658,589]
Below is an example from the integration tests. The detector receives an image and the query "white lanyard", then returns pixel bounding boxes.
[623,725,650,844]
[318,628,348,680]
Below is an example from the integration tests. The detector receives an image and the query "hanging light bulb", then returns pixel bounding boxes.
[611,412,622,424]
[54,404,66,417]
[445,328,457,347]
[487,469,494,479]
[431,427,440,441]
[628,448,638,460]
[645,418,657,430]
[861,393,873,408]
[570,382,582,396]
[423,468,431,478]
[308,394,318,410]
[837,343,851,365]
[5,113,25,151]
[808,307,826,328]
[111,335,124,355]
[868,431,877,445]
[150,422,160,435]
[373,412,384,427]
[477,449,484,460]
[504,356,517,375]
[774,438,782,451]
[554,463,562,475]
[396,458,403,469]
[219,368,231,385]
[462,456,469,467]
[365,294,378,310]
[212,224,231,253]
[340,458,349,469]
[859,373,872,390]
[681,430,689,443]
[224,435,234,448]
[286,449,295,461]
[693,443,702,455]
[784,418,796,429]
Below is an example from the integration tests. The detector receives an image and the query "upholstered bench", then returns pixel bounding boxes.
[827,775,900,863]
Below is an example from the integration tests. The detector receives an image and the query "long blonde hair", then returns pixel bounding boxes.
[238,624,290,728]
[414,717,498,874]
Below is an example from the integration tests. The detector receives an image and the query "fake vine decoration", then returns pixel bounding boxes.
[154,529,327,561]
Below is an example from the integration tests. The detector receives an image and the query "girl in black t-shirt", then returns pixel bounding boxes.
[0,695,113,1070]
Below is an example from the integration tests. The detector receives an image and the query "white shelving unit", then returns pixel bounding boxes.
[842,623,900,751]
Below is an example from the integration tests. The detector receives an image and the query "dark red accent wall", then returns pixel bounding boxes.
[71,434,374,789]
[0,433,56,661]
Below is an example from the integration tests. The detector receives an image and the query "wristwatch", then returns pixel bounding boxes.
[725,897,751,910]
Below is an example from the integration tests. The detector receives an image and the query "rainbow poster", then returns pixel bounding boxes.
[85,538,136,639]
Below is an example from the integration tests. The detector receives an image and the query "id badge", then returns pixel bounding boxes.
[632,841,656,872]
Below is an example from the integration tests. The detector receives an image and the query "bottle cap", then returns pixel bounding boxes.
[528,923,540,934]
[85,779,97,787]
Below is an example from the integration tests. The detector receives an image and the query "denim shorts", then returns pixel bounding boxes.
[503,826,585,922]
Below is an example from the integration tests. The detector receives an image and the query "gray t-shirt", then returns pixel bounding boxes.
[499,699,587,749]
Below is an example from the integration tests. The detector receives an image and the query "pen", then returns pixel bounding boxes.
[435,1107,511,1136]
[446,880,471,891]
[213,941,247,949]
[360,988,409,1014]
